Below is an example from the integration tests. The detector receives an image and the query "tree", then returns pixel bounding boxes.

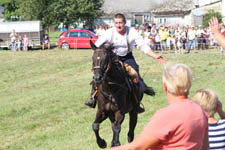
[49,0,103,26]
[203,9,222,28]
[2,0,20,21]
[76,0,103,25]
[2,0,103,28]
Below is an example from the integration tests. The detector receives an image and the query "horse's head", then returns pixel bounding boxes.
[90,41,113,84]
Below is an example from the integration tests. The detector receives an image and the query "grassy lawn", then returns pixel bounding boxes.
[0,48,225,150]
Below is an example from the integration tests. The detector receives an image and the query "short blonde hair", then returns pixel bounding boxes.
[163,64,192,96]
[193,89,219,117]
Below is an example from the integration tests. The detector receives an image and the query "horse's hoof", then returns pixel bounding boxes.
[128,136,134,143]
[98,139,107,149]
[111,141,120,147]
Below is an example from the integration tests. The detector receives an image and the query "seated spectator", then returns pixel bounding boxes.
[42,34,50,50]
[193,89,225,150]
[109,64,209,150]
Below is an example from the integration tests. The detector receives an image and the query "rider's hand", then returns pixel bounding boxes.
[156,56,166,64]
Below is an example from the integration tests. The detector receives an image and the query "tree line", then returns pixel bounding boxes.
[1,0,104,28]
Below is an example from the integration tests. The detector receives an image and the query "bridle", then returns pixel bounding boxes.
[93,49,111,84]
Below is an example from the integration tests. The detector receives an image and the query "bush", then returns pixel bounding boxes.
[203,9,222,28]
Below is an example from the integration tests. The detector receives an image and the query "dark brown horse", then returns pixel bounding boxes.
[90,41,144,148]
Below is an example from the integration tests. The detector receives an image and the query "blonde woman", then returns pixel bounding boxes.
[108,64,209,150]
[193,89,225,150]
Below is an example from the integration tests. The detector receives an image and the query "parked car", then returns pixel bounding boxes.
[58,30,98,49]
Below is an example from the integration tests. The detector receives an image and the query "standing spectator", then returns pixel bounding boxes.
[143,27,151,43]
[9,29,17,51]
[73,24,79,30]
[23,34,29,51]
[17,35,23,51]
[58,22,63,31]
[150,29,157,50]
[192,26,198,50]
[42,34,50,50]
[204,27,210,49]
[96,25,104,37]
[103,24,109,31]
[108,64,209,150]
[94,25,99,34]
[81,24,87,30]
[61,24,68,33]
[151,23,157,33]
[187,26,197,53]
[155,32,161,50]
[197,25,204,50]
[180,28,187,50]
[193,89,225,150]
[88,25,95,32]
[159,27,168,50]
[167,26,175,50]
[136,25,144,37]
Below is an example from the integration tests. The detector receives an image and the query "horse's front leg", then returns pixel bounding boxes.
[93,110,108,148]
[128,110,138,142]
[111,111,124,147]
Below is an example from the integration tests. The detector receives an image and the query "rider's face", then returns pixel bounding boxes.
[114,18,126,34]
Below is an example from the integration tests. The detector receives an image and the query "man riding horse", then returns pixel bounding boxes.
[85,13,166,113]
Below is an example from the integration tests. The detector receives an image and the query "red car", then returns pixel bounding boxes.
[58,30,98,49]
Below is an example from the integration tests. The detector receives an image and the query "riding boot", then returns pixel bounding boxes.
[132,82,145,114]
[85,86,97,108]
[139,79,155,96]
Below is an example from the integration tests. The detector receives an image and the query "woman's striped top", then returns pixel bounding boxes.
[209,120,225,150]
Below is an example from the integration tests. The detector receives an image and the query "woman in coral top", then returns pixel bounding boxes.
[108,64,209,150]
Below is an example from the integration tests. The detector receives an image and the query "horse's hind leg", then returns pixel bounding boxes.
[111,111,124,147]
[128,110,137,142]
[93,110,108,148]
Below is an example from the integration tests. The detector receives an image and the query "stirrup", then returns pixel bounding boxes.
[85,98,96,108]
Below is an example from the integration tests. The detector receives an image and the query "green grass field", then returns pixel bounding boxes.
[0,48,225,150]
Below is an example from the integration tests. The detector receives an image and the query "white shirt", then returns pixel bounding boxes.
[197,29,204,37]
[95,26,150,56]
[96,28,104,37]
[188,29,196,40]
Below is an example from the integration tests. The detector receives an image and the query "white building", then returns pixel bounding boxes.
[151,0,194,26]
[95,0,223,27]
[94,0,163,27]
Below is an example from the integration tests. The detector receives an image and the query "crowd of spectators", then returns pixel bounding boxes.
[9,29,29,52]
[59,20,225,54]
[132,22,225,53]
[94,22,225,54]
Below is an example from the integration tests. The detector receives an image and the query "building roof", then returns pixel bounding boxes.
[101,0,163,18]
[151,0,195,16]
[0,21,42,33]
[101,0,195,18]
